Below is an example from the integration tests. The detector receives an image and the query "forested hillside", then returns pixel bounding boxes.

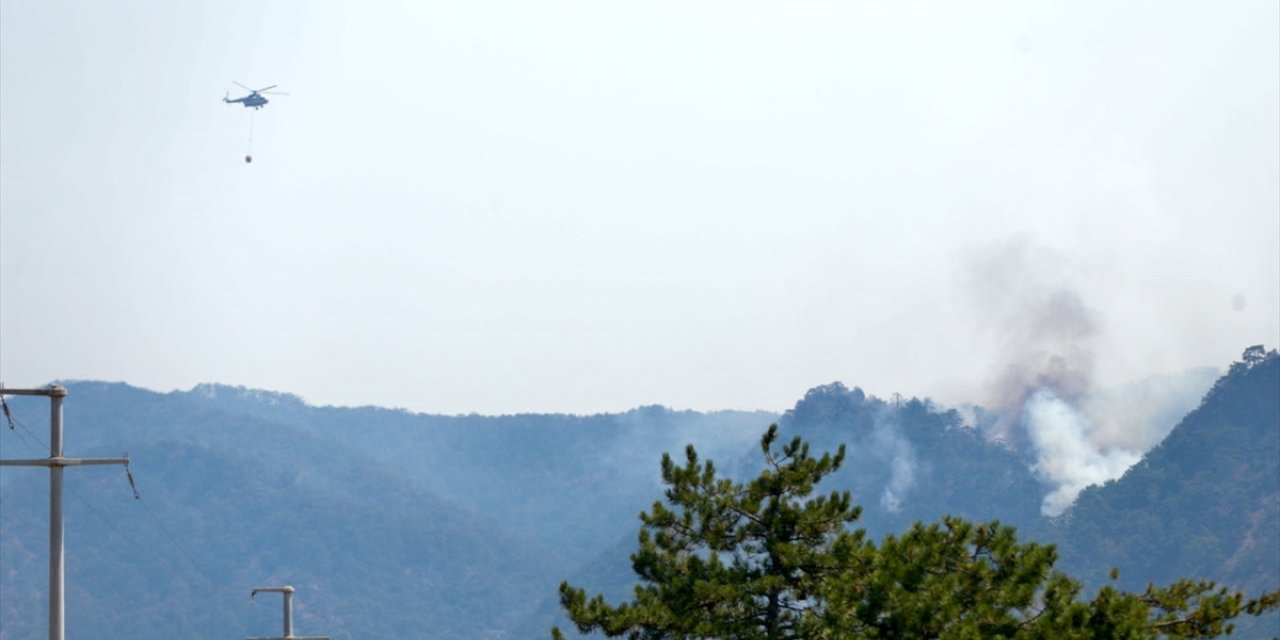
[774,383,1046,538]
[173,386,775,552]
[0,385,565,639]
[1052,347,1280,597]
[1,349,1275,638]
[0,384,775,639]
[522,352,1278,637]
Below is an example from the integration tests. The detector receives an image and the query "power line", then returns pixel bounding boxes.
[3,394,50,450]
[127,467,226,586]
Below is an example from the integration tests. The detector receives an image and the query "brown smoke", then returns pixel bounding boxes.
[964,240,1101,442]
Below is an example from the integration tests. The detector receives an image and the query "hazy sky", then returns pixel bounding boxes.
[2,0,1277,415]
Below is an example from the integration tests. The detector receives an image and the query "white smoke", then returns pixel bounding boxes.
[872,414,918,514]
[1077,367,1218,453]
[1022,388,1140,516]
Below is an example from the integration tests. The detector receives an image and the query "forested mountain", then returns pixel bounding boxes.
[515,385,1052,636]
[521,353,1277,637]
[0,385,565,639]
[1051,347,1280,595]
[774,383,1046,539]
[172,387,775,552]
[1,348,1275,638]
[0,384,773,639]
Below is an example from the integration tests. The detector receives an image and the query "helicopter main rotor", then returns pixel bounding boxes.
[233,81,289,96]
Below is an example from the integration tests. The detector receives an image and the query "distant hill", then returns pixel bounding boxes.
[515,361,1275,637]
[1,350,1274,639]
[0,383,772,639]
[514,383,1053,636]
[0,384,565,639]
[172,385,776,552]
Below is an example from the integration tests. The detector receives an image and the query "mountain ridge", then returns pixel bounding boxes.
[2,351,1274,638]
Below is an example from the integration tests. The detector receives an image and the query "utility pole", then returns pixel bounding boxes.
[0,385,130,640]
[247,585,330,640]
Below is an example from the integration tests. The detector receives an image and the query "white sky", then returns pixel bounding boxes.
[2,0,1277,415]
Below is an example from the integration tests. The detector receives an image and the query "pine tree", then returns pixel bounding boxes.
[555,425,862,639]
[554,426,1279,639]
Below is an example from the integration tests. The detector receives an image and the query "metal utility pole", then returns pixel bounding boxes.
[247,585,330,640]
[0,385,130,640]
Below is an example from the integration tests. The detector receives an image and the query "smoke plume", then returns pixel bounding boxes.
[1022,389,1140,515]
[872,411,919,514]
[965,240,1148,515]
[967,241,1100,443]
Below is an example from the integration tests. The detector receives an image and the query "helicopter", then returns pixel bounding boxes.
[223,82,288,110]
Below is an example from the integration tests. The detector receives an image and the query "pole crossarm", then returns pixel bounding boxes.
[1,456,130,467]
[252,586,296,596]
[0,386,67,397]
[246,636,332,639]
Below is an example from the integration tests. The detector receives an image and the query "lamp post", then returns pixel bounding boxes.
[247,586,331,640]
